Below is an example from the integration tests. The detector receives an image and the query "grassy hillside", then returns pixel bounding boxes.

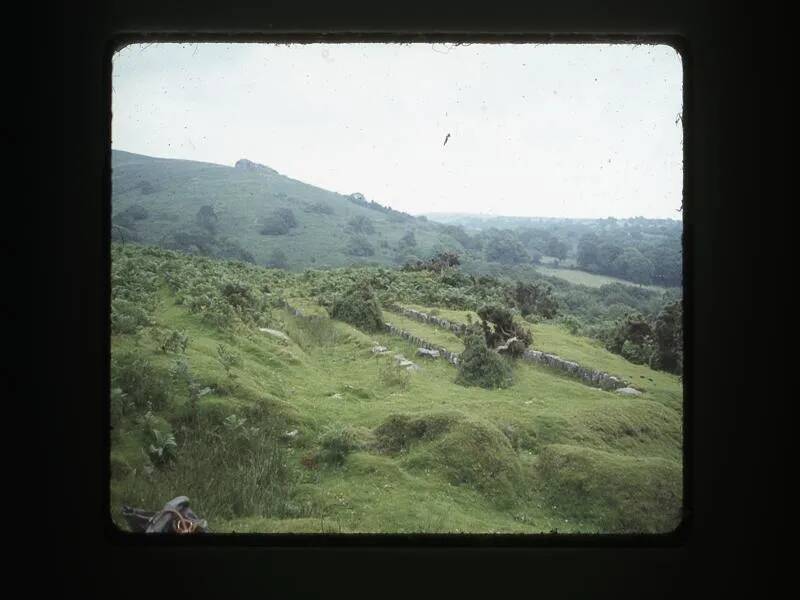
[111,150,461,270]
[110,243,683,534]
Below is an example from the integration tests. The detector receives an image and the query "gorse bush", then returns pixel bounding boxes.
[329,281,384,332]
[216,344,242,378]
[260,207,298,235]
[317,424,368,467]
[111,298,152,334]
[477,304,532,356]
[455,330,514,389]
[152,328,189,354]
[111,351,168,411]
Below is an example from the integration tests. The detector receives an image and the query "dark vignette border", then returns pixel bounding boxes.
[49,1,764,596]
[102,32,691,550]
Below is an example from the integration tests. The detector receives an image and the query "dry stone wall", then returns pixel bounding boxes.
[385,304,628,390]
[282,300,628,390]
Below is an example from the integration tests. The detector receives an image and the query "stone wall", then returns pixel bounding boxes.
[385,304,628,390]
[385,304,467,337]
[283,300,628,390]
[382,322,460,366]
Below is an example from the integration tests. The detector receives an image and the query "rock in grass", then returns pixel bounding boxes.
[615,387,643,396]
[372,345,389,354]
[258,327,290,342]
[417,348,440,359]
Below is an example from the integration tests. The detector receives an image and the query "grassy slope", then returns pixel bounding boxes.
[111,150,459,270]
[111,247,683,534]
[400,303,682,411]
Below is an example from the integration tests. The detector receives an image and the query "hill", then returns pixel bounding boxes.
[110,243,683,534]
[111,149,462,270]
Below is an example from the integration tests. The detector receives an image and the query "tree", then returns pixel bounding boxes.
[545,238,569,260]
[577,233,600,269]
[455,329,514,389]
[612,247,654,284]
[510,281,558,319]
[606,313,653,355]
[260,208,298,235]
[650,300,683,374]
[484,230,530,265]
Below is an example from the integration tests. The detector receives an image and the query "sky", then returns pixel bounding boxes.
[112,42,683,219]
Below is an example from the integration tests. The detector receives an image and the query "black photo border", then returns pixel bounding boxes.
[46,0,764,596]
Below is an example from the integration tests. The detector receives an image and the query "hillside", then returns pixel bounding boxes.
[111,150,462,270]
[110,243,683,534]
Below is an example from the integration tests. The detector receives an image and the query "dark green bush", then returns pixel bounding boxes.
[111,351,168,411]
[455,330,514,389]
[329,282,384,332]
[317,424,365,466]
[345,234,375,257]
[111,298,152,334]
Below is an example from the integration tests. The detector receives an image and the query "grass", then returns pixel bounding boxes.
[110,244,683,534]
[535,265,674,291]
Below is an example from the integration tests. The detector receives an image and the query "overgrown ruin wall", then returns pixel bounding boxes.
[382,323,460,366]
[384,304,628,390]
[282,300,628,390]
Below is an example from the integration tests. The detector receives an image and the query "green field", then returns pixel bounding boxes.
[110,244,683,534]
[535,265,674,291]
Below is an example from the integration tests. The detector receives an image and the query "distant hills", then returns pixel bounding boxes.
[111,150,463,270]
[111,150,681,288]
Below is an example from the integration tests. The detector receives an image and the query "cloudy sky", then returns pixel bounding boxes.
[112,42,683,219]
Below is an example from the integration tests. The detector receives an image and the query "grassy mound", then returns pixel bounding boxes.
[536,444,683,533]
[374,412,462,454]
[378,412,525,508]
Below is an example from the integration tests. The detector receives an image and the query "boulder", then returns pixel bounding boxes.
[615,387,643,396]
[259,327,290,342]
[417,348,440,358]
[372,345,389,354]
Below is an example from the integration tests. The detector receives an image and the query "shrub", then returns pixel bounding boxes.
[329,282,385,332]
[111,298,152,334]
[111,351,168,411]
[284,314,339,350]
[260,208,298,235]
[345,234,375,257]
[306,201,334,215]
[455,330,514,389]
[152,328,189,354]
[317,424,365,467]
[510,281,558,318]
[621,340,652,365]
[376,359,411,391]
[476,304,532,355]
[374,413,458,454]
[216,344,242,378]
